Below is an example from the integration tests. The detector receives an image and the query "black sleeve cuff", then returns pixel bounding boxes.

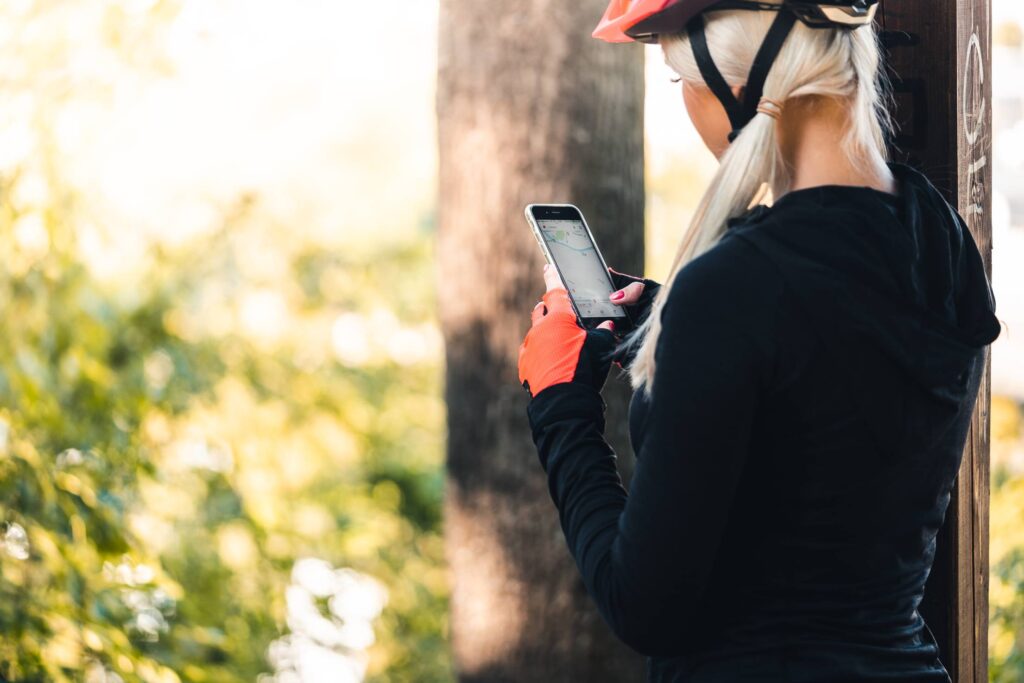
[526,382,607,439]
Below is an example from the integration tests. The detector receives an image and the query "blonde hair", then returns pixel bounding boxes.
[623,3,893,395]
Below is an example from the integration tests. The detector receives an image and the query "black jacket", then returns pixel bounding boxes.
[526,163,1002,682]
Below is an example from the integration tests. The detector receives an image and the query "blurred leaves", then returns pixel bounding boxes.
[0,1,450,681]
[990,395,1024,683]
[0,165,451,682]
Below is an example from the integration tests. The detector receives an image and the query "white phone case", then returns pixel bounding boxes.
[524,203,629,328]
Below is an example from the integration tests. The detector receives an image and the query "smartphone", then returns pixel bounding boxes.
[525,203,632,331]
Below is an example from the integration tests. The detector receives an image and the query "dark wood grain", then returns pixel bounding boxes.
[879,1,993,681]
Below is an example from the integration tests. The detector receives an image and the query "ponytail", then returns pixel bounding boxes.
[622,6,891,395]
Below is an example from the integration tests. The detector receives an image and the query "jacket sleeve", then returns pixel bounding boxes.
[526,243,778,656]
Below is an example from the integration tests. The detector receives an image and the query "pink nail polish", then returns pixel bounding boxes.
[610,290,624,301]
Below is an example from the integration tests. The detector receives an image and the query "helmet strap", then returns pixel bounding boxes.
[686,8,797,143]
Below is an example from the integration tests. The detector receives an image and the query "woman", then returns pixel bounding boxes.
[516,0,1003,681]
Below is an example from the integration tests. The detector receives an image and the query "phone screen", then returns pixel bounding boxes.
[536,218,626,320]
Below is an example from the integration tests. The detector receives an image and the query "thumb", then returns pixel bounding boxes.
[596,320,615,332]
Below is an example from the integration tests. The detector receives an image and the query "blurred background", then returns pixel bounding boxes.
[0,1,1021,681]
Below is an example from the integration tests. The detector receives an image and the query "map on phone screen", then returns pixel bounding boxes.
[537,219,625,319]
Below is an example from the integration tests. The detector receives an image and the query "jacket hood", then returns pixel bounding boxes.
[727,162,1002,458]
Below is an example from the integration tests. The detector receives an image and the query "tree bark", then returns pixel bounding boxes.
[879,1,993,680]
[436,1,646,680]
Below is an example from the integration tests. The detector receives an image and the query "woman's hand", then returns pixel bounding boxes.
[607,267,662,371]
[517,264,618,398]
[609,270,646,305]
[608,267,661,327]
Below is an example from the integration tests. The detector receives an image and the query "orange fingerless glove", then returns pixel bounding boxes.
[517,287,618,398]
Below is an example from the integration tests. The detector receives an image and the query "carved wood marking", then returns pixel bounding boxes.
[963,30,987,220]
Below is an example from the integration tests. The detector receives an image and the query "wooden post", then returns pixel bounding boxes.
[878,1,993,681]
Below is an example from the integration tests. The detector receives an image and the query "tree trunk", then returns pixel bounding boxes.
[436,1,646,680]
[879,1,993,680]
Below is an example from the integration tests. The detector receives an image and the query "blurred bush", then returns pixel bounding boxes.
[0,1,450,681]
[0,173,451,682]
[0,168,451,682]
[990,394,1024,682]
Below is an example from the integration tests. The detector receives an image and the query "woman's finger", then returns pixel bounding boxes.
[543,263,566,293]
[542,286,575,317]
[596,320,615,332]
[610,281,645,305]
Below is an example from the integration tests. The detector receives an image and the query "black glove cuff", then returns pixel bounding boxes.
[526,382,606,438]
[607,273,661,371]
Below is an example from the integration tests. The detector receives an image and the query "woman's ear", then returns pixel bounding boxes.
[683,80,735,160]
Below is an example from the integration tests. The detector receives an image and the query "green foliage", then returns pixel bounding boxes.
[0,2,451,681]
[0,171,451,681]
[990,396,1024,683]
